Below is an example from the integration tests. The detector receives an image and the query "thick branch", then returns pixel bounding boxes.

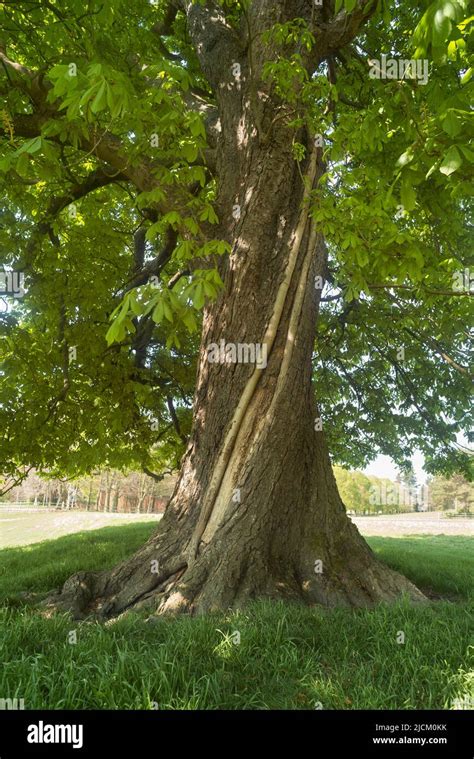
[315,0,378,61]
[151,2,181,61]
[123,226,178,292]
[20,167,127,270]
[48,167,127,216]
[167,395,187,444]
[178,0,243,92]
[9,109,168,202]
[142,466,174,482]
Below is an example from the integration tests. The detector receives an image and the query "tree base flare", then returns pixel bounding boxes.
[43,517,426,620]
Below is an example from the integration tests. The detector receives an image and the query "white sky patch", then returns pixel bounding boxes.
[364,452,426,484]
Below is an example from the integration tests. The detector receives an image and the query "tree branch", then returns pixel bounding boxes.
[151,2,181,62]
[314,0,379,61]
[367,283,473,297]
[19,167,128,270]
[122,226,178,293]
[142,466,174,482]
[178,0,243,92]
[167,395,187,444]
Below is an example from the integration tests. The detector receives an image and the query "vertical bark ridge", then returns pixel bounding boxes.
[200,220,320,546]
[186,146,321,562]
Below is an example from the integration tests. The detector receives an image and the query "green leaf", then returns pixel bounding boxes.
[216,241,230,255]
[152,300,165,324]
[199,205,219,224]
[161,211,181,228]
[460,145,474,162]
[183,217,199,234]
[24,137,43,154]
[128,293,142,317]
[432,10,452,47]
[441,111,461,137]
[356,248,369,267]
[182,310,198,333]
[90,81,107,113]
[400,177,416,211]
[181,142,198,163]
[105,319,123,346]
[396,149,414,168]
[106,84,124,119]
[439,146,462,176]
[0,155,13,173]
[16,152,29,177]
[163,300,173,322]
[191,166,206,187]
[189,115,206,138]
[192,283,205,310]
[202,279,216,297]
[79,85,98,107]
[145,222,162,241]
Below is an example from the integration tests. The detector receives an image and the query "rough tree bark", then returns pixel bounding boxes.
[49,0,426,618]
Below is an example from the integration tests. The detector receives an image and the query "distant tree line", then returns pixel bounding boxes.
[0,470,176,512]
[1,468,471,515]
[334,467,473,515]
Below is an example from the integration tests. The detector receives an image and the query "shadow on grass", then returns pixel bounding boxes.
[0,521,158,604]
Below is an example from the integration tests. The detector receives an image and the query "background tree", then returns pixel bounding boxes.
[0,0,472,617]
[334,467,375,513]
[397,465,417,510]
[428,473,473,512]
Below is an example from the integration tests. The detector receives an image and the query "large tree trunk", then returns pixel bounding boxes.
[51,121,425,619]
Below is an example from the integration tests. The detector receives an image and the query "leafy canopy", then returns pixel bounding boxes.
[0,0,472,491]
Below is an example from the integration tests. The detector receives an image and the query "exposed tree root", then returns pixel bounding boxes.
[43,514,426,621]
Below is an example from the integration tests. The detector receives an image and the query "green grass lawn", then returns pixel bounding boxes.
[0,522,158,604]
[0,523,472,710]
[369,534,474,601]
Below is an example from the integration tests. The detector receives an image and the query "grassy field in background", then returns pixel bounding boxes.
[0,522,158,604]
[0,510,162,549]
[0,523,472,710]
